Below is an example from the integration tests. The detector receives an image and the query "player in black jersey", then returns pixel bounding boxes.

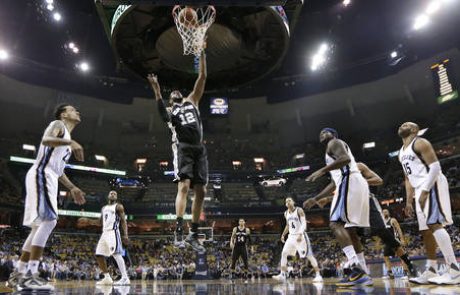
[147,49,208,252]
[230,218,250,281]
[382,209,408,279]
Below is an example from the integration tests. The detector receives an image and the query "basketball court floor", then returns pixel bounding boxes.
[2,278,460,294]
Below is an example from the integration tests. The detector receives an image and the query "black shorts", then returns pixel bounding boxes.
[173,142,208,186]
[369,196,386,229]
[231,246,248,269]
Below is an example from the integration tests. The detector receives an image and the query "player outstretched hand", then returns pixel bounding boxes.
[404,203,414,218]
[303,198,316,210]
[70,140,84,162]
[306,169,325,182]
[70,187,86,205]
[147,73,160,88]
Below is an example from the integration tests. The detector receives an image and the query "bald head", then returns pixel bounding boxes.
[398,122,420,138]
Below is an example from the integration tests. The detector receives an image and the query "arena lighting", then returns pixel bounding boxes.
[310,43,329,71]
[388,150,400,158]
[46,4,54,11]
[94,154,107,162]
[22,144,36,152]
[426,0,441,14]
[0,49,9,60]
[363,142,376,149]
[277,165,310,174]
[390,51,398,59]
[232,160,242,165]
[413,14,430,30]
[58,210,101,218]
[253,158,265,163]
[9,156,126,175]
[45,0,53,4]
[71,47,79,54]
[53,12,62,22]
[294,153,305,159]
[78,61,90,72]
[136,158,147,164]
[59,191,67,197]
[343,0,351,6]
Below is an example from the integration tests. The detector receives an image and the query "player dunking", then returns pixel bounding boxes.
[305,128,371,287]
[305,162,417,279]
[398,122,459,285]
[95,191,130,286]
[147,49,208,252]
[272,197,323,282]
[230,218,250,281]
[9,104,86,291]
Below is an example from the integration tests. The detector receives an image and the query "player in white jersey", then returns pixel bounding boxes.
[94,191,130,286]
[305,128,371,287]
[398,122,459,285]
[10,104,86,291]
[273,197,323,282]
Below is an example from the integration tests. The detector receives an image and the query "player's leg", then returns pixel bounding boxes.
[113,231,130,285]
[347,227,369,274]
[174,143,194,247]
[185,145,208,251]
[303,234,322,282]
[394,246,416,277]
[95,233,114,285]
[230,247,239,279]
[241,247,249,281]
[273,237,295,281]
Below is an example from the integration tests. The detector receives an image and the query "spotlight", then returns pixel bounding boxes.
[53,12,62,22]
[413,14,429,30]
[426,0,441,14]
[46,4,54,11]
[343,0,351,6]
[0,49,8,60]
[78,61,90,72]
[390,51,398,58]
[68,42,75,49]
[45,0,54,4]
[319,43,329,54]
[72,47,79,54]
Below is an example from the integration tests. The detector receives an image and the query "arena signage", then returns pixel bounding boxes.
[431,59,458,104]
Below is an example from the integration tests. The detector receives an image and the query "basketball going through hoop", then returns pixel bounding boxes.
[172,5,216,57]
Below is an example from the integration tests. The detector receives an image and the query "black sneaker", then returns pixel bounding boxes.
[184,232,205,252]
[16,272,54,291]
[174,227,185,249]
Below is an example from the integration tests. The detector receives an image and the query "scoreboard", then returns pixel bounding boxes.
[431,59,458,104]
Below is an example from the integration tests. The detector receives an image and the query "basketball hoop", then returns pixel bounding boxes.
[172,5,216,57]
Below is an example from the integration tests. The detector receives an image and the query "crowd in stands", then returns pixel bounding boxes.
[1,224,460,282]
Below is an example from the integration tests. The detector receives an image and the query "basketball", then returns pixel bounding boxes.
[178,7,198,28]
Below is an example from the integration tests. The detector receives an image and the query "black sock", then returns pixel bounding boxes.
[400,254,413,270]
[176,217,183,231]
[191,222,199,233]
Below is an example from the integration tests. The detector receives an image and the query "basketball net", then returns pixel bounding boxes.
[172,5,216,57]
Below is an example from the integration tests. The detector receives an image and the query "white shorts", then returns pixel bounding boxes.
[415,174,453,231]
[282,233,313,258]
[23,166,59,227]
[96,230,123,257]
[330,172,370,228]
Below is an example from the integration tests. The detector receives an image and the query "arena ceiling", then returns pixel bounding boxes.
[0,0,459,103]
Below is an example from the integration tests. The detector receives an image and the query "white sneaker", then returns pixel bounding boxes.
[409,268,437,285]
[96,275,113,285]
[428,267,460,285]
[272,273,287,282]
[113,277,131,286]
[16,273,54,291]
[312,274,323,282]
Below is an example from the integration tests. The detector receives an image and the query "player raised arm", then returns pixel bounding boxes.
[147,73,171,123]
[116,204,129,245]
[306,139,350,182]
[188,50,207,105]
[42,120,84,161]
[357,162,383,186]
[413,138,441,210]
[58,173,86,205]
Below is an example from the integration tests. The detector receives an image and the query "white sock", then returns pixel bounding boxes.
[18,261,28,274]
[426,259,437,271]
[432,229,458,268]
[356,252,369,274]
[113,254,128,279]
[343,245,359,266]
[27,260,39,275]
